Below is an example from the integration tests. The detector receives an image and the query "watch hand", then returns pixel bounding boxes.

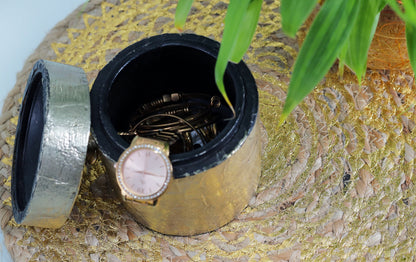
[136,170,164,177]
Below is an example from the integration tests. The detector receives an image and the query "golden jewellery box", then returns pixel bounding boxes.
[11,33,261,236]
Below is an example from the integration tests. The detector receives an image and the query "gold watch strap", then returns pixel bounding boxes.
[124,195,158,206]
[130,136,170,156]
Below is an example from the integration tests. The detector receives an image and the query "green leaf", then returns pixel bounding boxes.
[406,23,416,73]
[377,0,388,12]
[281,0,319,38]
[338,42,348,79]
[214,0,256,115]
[229,0,263,63]
[385,0,416,27]
[175,0,194,31]
[342,0,383,83]
[280,0,361,123]
[406,1,416,74]
[402,0,416,25]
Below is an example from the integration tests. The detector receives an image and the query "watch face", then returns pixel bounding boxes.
[116,144,172,200]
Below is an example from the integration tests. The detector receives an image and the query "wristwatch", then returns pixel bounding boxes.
[115,136,172,204]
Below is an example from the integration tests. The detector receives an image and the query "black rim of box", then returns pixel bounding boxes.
[91,33,258,178]
[11,63,47,223]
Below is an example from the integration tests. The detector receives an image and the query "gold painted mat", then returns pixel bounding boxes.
[0,0,415,261]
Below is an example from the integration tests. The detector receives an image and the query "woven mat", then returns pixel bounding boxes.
[1,0,416,261]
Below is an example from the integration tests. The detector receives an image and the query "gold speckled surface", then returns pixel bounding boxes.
[0,0,415,261]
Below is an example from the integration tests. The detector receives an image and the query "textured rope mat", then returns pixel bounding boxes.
[0,0,415,261]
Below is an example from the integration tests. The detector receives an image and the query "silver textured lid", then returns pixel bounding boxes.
[11,60,91,228]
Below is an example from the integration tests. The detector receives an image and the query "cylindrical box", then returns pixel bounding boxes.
[91,34,261,235]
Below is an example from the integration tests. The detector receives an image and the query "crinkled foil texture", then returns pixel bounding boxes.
[0,0,415,261]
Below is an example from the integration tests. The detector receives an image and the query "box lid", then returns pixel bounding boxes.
[11,60,91,228]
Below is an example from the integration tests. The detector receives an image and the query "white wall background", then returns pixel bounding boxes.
[0,1,86,260]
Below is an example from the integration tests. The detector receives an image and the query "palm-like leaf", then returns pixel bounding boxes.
[175,0,194,31]
[281,0,319,38]
[406,0,416,74]
[175,0,416,124]
[215,0,262,115]
[340,1,386,83]
[175,0,262,115]
[279,0,361,123]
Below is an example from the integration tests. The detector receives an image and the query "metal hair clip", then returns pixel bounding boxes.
[119,93,226,154]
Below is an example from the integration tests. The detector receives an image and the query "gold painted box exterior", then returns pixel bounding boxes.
[103,118,261,236]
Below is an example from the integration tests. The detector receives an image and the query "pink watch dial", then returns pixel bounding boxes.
[117,145,171,200]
